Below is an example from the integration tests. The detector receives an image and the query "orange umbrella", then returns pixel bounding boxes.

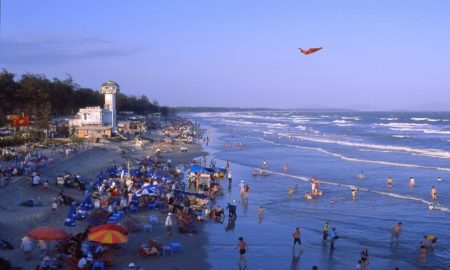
[88,229,128,244]
[89,224,127,235]
[27,226,70,241]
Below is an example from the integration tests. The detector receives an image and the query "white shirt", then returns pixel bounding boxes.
[165,215,173,226]
[32,175,41,185]
[77,257,88,268]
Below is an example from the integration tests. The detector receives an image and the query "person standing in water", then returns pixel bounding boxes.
[387,177,394,189]
[236,237,248,268]
[408,177,416,188]
[390,222,402,247]
[292,227,302,249]
[323,222,329,241]
[431,186,438,200]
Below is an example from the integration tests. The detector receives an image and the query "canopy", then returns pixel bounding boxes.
[88,229,128,244]
[190,165,206,173]
[27,226,70,241]
[90,224,127,235]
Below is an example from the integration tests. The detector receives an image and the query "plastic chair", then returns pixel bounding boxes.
[91,261,105,270]
[147,202,160,210]
[143,224,153,232]
[149,215,159,223]
[161,245,172,256]
[170,242,182,252]
[107,216,119,224]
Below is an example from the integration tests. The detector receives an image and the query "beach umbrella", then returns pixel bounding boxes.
[87,230,128,244]
[64,204,77,227]
[27,226,70,241]
[89,224,127,235]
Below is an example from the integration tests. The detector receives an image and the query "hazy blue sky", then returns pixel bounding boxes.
[1,0,450,109]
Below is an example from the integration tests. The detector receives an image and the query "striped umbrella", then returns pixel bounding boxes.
[88,229,128,244]
[89,224,127,235]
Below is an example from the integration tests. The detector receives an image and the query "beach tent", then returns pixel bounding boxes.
[64,204,77,227]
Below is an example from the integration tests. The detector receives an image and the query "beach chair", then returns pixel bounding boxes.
[92,261,105,270]
[169,242,182,252]
[143,224,153,232]
[160,245,173,256]
[149,215,159,224]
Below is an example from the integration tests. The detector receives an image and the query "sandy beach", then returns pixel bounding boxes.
[0,132,210,270]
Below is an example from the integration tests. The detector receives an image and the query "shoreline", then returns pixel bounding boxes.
[0,129,212,269]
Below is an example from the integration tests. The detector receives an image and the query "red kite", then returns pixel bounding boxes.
[298,47,322,55]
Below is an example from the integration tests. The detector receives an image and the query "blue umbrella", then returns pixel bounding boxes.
[64,204,77,227]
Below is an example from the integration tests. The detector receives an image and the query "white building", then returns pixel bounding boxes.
[69,81,120,134]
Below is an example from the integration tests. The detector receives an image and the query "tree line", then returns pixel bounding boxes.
[0,69,171,127]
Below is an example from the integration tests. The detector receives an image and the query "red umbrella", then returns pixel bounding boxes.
[88,230,128,244]
[27,226,70,241]
[89,224,128,235]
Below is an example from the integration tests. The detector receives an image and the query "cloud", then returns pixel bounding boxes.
[0,34,143,65]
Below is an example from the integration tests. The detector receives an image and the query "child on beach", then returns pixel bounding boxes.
[51,199,58,212]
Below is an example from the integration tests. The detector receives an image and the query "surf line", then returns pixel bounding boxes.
[259,137,450,172]
[268,170,449,213]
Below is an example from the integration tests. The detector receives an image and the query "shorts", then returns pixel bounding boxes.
[239,249,246,255]
[293,238,301,245]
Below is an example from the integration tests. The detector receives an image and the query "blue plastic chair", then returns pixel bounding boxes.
[161,245,173,256]
[91,261,105,270]
[149,215,159,223]
[170,242,182,252]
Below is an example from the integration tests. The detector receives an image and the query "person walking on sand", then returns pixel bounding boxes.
[20,236,33,260]
[322,221,329,242]
[165,213,173,235]
[292,227,302,250]
[236,237,248,268]
[431,186,438,200]
[390,222,402,247]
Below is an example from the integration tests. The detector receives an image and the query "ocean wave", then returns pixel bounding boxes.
[295,125,307,130]
[411,118,441,122]
[392,135,411,138]
[380,117,399,121]
[268,170,449,212]
[260,137,450,170]
[341,117,361,121]
[332,120,351,124]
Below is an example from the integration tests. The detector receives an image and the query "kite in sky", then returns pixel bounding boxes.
[298,47,323,55]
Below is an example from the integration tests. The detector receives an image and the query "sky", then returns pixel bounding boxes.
[1,0,450,110]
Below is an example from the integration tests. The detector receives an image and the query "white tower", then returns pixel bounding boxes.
[100,81,119,129]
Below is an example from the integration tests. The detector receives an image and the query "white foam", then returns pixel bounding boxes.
[341,117,361,121]
[392,135,411,138]
[333,120,351,124]
[295,125,307,130]
[260,137,450,172]
[380,118,399,121]
[411,118,441,122]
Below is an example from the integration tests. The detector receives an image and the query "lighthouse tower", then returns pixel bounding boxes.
[100,81,119,129]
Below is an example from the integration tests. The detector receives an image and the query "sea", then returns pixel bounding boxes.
[186,111,450,270]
